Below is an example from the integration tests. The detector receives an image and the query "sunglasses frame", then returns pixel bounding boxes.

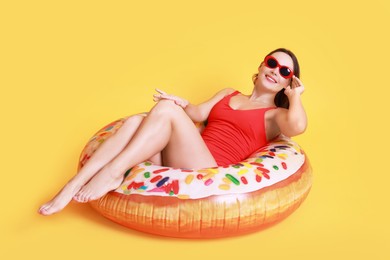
[263,55,294,79]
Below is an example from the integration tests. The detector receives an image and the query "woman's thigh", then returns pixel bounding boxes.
[157,102,217,169]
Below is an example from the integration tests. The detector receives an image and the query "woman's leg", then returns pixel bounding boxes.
[73,100,217,203]
[38,114,161,215]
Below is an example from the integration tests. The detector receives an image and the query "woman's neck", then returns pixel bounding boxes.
[248,88,275,107]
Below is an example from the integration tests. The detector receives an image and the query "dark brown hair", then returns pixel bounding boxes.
[252,48,300,109]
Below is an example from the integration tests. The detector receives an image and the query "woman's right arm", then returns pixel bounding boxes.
[153,88,235,122]
[184,88,235,122]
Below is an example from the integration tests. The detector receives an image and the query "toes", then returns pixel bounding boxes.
[83,190,98,203]
[73,193,82,202]
[80,191,89,203]
[77,195,86,203]
[80,192,87,203]
[73,189,87,203]
[83,191,92,203]
[38,208,46,215]
[78,194,85,203]
[40,209,51,216]
[38,203,51,215]
[38,205,53,216]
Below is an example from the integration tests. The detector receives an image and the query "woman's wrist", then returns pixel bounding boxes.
[174,98,188,109]
[287,92,302,102]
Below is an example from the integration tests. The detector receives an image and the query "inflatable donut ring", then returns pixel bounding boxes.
[79,116,313,238]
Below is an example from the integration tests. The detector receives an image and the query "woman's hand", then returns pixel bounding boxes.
[153,89,189,109]
[284,76,305,98]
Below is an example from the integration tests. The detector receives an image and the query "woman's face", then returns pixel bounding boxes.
[257,51,294,92]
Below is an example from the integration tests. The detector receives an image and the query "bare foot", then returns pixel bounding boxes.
[38,182,81,216]
[73,165,124,203]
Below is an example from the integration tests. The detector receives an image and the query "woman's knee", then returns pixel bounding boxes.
[117,114,145,135]
[150,100,183,117]
[125,114,146,126]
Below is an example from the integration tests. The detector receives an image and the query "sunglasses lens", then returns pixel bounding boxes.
[266,57,278,68]
[280,67,292,77]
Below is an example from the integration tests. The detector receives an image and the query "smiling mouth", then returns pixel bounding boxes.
[266,75,277,83]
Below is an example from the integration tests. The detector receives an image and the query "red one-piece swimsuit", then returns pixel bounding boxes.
[201,90,277,166]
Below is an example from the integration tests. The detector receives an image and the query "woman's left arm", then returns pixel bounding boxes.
[275,76,307,137]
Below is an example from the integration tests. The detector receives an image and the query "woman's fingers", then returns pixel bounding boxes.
[291,77,297,88]
[153,94,161,100]
[294,76,303,85]
[287,77,305,96]
[153,89,188,108]
[291,81,296,88]
[293,76,304,88]
[155,89,176,100]
[155,88,167,95]
[153,92,175,102]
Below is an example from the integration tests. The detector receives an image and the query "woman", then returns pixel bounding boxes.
[38,48,307,215]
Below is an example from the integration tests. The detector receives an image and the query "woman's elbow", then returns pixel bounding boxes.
[295,121,307,135]
[282,122,307,137]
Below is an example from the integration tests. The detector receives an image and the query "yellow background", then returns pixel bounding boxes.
[1,0,389,259]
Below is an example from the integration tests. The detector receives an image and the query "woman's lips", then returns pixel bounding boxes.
[266,75,277,83]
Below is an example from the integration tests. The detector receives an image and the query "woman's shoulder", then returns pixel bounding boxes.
[207,88,238,101]
[218,87,237,96]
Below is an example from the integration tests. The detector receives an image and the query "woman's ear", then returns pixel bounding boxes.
[252,73,258,84]
[258,61,264,71]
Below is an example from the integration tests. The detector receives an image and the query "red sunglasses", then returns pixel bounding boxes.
[264,55,294,79]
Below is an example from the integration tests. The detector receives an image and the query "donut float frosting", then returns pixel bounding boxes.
[79,116,313,238]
